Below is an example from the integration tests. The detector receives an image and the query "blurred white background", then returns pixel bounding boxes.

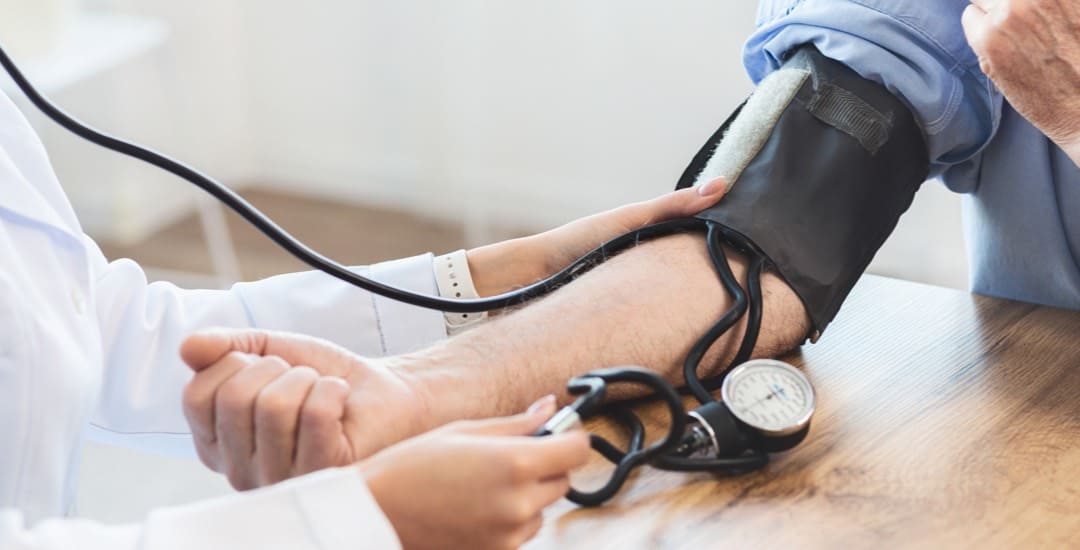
[0,0,968,523]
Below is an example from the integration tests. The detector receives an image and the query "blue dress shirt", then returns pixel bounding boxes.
[745,0,1080,309]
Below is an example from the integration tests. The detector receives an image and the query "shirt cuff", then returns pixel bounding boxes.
[142,468,401,550]
[369,253,448,355]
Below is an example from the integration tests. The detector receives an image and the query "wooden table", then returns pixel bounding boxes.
[528,276,1080,549]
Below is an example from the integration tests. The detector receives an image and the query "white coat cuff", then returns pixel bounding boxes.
[142,468,400,549]
[369,253,447,355]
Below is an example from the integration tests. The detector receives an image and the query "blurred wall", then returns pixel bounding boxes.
[35,0,966,286]
[80,1,762,232]
[1,1,255,244]
[240,1,759,231]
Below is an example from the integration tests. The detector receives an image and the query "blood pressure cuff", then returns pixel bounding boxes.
[676,46,929,339]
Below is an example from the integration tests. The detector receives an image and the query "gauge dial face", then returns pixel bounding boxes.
[721,360,815,436]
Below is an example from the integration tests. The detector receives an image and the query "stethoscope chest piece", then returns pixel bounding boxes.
[542,360,815,505]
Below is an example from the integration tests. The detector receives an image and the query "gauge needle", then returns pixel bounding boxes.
[745,392,775,410]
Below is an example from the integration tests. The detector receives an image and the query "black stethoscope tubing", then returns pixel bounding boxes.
[565,224,771,506]
[0,43,701,314]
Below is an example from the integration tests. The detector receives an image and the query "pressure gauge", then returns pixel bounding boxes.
[720,359,815,450]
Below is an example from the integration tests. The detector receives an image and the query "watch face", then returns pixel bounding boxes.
[720,360,815,436]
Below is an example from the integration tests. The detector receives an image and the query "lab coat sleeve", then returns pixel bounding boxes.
[745,0,1004,190]
[85,235,447,456]
[0,468,401,550]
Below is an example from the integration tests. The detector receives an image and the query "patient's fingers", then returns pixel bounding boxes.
[254,366,320,485]
[215,356,290,490]
[182,351,255,468]
[295,376,352,474]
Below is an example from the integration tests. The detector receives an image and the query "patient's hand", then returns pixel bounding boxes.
[466,179,726,296]
[181,329,432,490]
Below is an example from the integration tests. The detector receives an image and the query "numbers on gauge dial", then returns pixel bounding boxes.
[725,365,812,432]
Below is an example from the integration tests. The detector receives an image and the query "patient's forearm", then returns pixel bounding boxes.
[393,233,811,423]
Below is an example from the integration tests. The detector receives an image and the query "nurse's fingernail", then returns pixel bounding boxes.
[698,177,727,197]
[527,394,557,415]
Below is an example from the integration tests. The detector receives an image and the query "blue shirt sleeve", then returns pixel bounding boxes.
[744,0,1004,188]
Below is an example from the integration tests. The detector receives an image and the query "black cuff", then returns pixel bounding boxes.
[677,46,929,338]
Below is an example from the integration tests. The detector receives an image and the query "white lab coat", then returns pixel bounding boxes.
[0,90,448,548]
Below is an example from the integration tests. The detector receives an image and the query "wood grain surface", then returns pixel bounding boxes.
[527,275,1080,549]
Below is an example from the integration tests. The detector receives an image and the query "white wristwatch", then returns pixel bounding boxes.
[433,249,488,334]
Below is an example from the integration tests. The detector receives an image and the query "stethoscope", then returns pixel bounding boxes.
[0,42,816,507]
[535,360,814,506]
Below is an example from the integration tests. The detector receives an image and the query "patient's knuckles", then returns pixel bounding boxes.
[254,391,297,426]
[219,365,287,408]
[255,459,287,486]
[181,381,209,416]
[224,463,256,491]
[216,380,257,415]
[256,355,292,371]
[191,440,221,472]
[300,397,341,429]
[222,350,254,368]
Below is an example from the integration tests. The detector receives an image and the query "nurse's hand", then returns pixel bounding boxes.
[962,0,1080,164]
[359,396,589,550]
[466,178,726,297]
[181,329,428,490]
